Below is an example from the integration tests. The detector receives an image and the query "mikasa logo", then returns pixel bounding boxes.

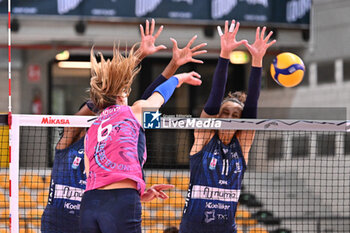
[41,117,70,125]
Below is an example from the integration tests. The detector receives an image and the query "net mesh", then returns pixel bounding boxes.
[9,115,350,233]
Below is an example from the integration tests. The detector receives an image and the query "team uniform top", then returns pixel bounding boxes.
[41,136,86,231]
[85,105,147,195]
[180,133,246,233]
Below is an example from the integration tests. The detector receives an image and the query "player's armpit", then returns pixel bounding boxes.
[190,129,215,155]
[237,130,255,164]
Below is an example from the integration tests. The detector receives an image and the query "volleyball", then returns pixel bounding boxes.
[270,52,305,87]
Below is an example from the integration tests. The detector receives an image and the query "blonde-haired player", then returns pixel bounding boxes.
[80,21,204,233]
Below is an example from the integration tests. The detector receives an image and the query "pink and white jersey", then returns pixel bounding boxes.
[85,105,147,195]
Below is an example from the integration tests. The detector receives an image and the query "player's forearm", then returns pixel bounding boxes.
[251,57,263,68]
[241,67,262,118]
[140,74,167,100]
[161,59,180,79]
[203,57,229,115]
[141,59,180,100]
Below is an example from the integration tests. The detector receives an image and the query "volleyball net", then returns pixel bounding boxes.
[5,114,350,233]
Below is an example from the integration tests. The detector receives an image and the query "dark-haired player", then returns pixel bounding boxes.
[179,20,276,233]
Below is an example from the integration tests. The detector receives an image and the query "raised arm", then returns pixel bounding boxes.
[242,26,276,119]
[201,20,247,118]
[190,20,247,155]
[141,35,207,100]
[132,72,202,124]
[238,26,276,163]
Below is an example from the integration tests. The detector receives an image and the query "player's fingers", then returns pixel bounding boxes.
[233,22,240,37]
[264,31,273,42]
[149,188,160,198]
[153,184,175,191]
[139,24,145,38]
[155,45,167,52]
[150,18,155,35]
[186,35,198,48]
[189,77,202,86]
[191,43,207,52]
[266,39,277,48]
[191,58,204,64]
[236,39,248,46]
[256,27,260,41]
[154,25,164,39]
[158,191,169,199]
[260,26,266,40]
[145,19,150,35]
[190,71,201,79]
[170,38,178,49]
[242,42,252,52]
[229,19,235,33]
[224,20,229,34]
[192,50,207,57]
[217,26,223,37]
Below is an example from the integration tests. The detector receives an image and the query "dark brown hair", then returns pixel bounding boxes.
[222,91,247,104]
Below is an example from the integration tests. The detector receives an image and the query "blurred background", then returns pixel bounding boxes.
[0,0,348,120]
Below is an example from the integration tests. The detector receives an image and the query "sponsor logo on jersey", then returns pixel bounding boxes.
[48,179,55,205]
[191,185,240,202]
[101,106,120,116]
[218,180,228,185]
[209,157,217,170]
[204,210,216,223]
[205,202,230,210]
[64,201,81,210]
[183,184,192,214]
[72,156,82,169]
[217,213,228,220]
[79,180,86,185]
[234,162,241,174]
[54,184,84,202]
[41,117,70,125]
[232,152,239,159]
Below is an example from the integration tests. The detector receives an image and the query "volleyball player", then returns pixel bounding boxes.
[41,102,95,233]
[179,20,276,233]
[41,18,205,232]
[79,41,203,232]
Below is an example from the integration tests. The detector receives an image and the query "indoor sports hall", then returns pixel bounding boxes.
[0,1,350,233]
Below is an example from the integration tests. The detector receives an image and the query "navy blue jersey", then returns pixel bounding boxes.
[180,133,246,233]
[41,136,86,232]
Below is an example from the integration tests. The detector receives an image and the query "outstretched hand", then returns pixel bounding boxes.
[217,20,247,59]
[175,71,202,87]
[170,35,207,67]
[139,19,167,59]
[140,184,174,202]
[244,26,276,67]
